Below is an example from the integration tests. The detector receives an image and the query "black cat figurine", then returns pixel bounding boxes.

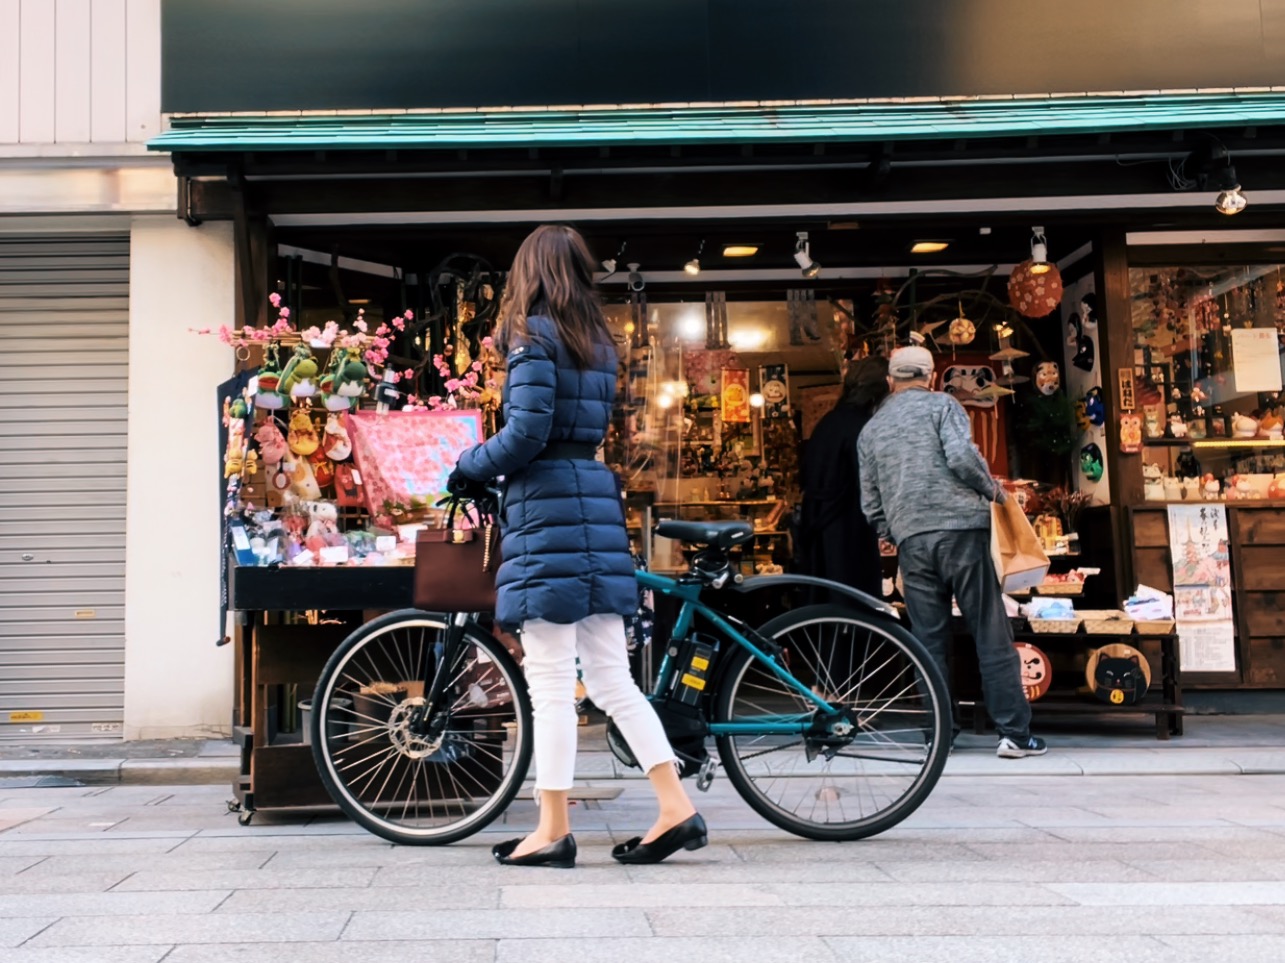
[1093,654,1149,706]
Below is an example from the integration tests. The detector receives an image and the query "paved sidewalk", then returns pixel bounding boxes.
[3,773,1285,961]
[1,714,1283,787]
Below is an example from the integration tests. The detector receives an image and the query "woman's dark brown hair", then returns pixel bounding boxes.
[495,224,611,369]
[840,355,890,410]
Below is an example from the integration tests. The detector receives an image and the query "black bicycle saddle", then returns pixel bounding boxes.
[654,519,755,549]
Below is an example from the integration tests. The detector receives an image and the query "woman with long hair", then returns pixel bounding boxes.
[449,224,703,868]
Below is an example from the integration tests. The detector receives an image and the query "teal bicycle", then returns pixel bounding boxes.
[310,519,951,844]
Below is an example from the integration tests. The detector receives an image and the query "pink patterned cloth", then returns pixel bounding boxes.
[346,410,483,519]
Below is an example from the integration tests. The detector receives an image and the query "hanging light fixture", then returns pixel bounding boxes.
[684,240,706,276]
[1029,226,1051,276]
[1215,185,1248,215]
[1172,136,1249,216]
[601,241,627,276]
[793,232,822,279]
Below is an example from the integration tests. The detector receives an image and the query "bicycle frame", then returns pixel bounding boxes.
[636,570,841,736]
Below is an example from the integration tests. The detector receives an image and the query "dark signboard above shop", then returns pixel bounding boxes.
[163,0,1285,114]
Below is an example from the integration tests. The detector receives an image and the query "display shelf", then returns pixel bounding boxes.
[1144,439,1285,448]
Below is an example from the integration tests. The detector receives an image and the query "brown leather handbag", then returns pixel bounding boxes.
[413,507,499,612]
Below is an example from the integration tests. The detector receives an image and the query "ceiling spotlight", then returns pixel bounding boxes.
[626,263,645,292]
[749,392,765,409]
[1029,226,1051,275]
[1215,186,1248,215]
[722,244,759,258]
[684,240,706,276]
[793,232,821,279]
[910,240,950,254]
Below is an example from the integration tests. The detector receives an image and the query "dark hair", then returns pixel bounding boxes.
[841,355,890,409]
[495,224,611,369]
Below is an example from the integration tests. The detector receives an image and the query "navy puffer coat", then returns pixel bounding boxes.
[456,315,636,626]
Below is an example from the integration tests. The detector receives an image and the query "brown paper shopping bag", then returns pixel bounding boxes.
[990,498,1051,594]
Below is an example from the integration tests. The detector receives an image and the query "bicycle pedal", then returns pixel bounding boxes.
[696,757,717,792]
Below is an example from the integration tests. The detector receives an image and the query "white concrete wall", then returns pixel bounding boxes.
[123,214,234,739]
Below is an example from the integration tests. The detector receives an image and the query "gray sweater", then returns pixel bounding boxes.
[857,387,1004,545]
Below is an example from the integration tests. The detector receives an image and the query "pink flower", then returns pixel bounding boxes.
[404,310,414,321]
[391,317,405,332]
[355,318,368,333]
[403,368,415,380]
[269,293,281,308]
[364,350,380,364]
[445,378,461,392]
[481,336,494,348]
[471,361,483,372]
[375,324,390,338]
[279,307,290,319]
[217,325,233,344]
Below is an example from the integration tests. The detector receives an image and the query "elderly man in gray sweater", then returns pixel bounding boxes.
[858,345,1047,759]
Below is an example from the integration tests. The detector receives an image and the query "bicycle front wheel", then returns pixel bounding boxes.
[311,609,532,845]
[714,604,950,841]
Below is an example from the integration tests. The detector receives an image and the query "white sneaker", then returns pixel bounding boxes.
[997,735,1048,759]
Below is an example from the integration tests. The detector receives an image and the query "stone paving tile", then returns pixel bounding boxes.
[1122,859,1285,883]
[344,908,652,940]
[963,840,1241,862]
[872,858,1157,884]
[770,881,1075,907]
[494,936,839,963]
[372,863,629,887]
[29,912,346,947]
[623,861,894,884]
[1156,935,1285,963]
[823,935,1174,963]
[1042,825,1281,844]
[645,905,1285,938]
[0,872,131,894]
[0,856,45,874]
[728,839,981,863]
[0,890,230,919]
[114,867,377,892]
[0,838,188,857]
[218,884,501,913]
[19,852,274,876]
[0,809,54,832]
[0,917,57,948]
[164,940,496,963]
[1048,880,1285,906]
[4,949,170,963]
[500,881,783,908]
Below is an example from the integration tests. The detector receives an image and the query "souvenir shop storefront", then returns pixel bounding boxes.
[139,0,1285,805]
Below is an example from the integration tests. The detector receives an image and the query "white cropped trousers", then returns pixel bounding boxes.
[520,614,675,791]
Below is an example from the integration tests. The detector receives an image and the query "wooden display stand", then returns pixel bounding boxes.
[228,563,414,822]
[954,620,1184,740]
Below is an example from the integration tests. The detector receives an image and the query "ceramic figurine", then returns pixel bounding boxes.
[1261,410,1284,440]
[1269,474,1285,499]
[1168,415,1188,439]
[1202,473,1222,501]
[1143,463,1165,501]
[1162,476,1182,501]
[1182,477,1201,500]
[1232,412,1260,439]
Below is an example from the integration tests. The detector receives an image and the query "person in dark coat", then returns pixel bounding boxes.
[449,224,703,869]
[799,355,890,599]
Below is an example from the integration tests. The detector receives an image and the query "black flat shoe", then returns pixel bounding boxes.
[611,813,707,865]
[492,834,577,868]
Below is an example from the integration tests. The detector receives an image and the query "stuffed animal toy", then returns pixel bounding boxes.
[281,345,319,398]
[285,456,322,501]
[335,348,369,399]
[222,397,248,479]
[1092,651,1148,706]
[304,500,340,539]
[253,419,289,465]
[323,413,352,461]
[287,408,320,457]
[254,347,286,410]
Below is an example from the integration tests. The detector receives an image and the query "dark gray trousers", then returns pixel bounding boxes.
[897,528,1032,741]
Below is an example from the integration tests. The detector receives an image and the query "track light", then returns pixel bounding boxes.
[626,263,645,292]
[684,240,705,276]
[1171,137,1249,215]
[1215,186,1247,215]
[793,232,821,279]
[1029,226,1051,275]
[601,241,627,276]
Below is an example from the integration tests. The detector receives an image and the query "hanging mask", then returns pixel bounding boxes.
[1034,362,1061,396]
[1080,292,1098,329]
[1072,330,1096,372]
[1080,443,1105,482]
[1084,386,1106,426]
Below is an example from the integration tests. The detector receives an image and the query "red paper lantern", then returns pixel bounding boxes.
[1008,260,1064,318]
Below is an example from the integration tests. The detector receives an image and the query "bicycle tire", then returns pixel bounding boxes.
[713,604,951,842]
[310,609,532,845]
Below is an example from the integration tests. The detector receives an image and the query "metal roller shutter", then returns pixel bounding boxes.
[0,234,129,741]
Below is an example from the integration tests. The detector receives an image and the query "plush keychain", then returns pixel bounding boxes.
[285,455,322,500]
[253,418,289,465]
[255,345,286,410]
[223,397,248,478]
[334,348,369,401]
[322,413,352,461]
[308,447,335,488]
[281,345,319,399]
[287,408,320,456]
[319,349,351,411]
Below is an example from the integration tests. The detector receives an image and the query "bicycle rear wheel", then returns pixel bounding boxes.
[310,609,532,845]
[714,604,950,841]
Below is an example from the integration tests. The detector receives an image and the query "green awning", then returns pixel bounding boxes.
[149,93,1285,153]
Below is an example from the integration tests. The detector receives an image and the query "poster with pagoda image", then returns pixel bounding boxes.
[1166,503,1236,673]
